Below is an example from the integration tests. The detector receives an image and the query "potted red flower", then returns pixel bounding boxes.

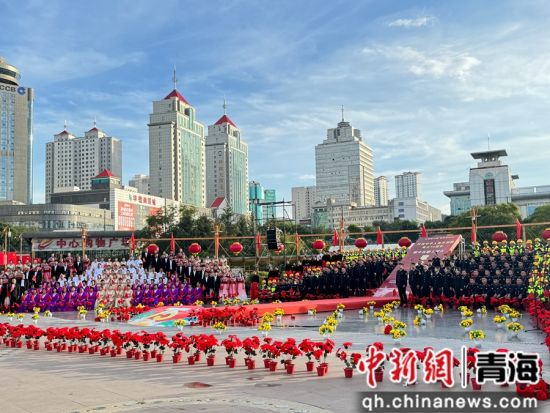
[299,339,317,372]
[315,339,334,376]
[221,335,242,368]
[336,342,361,378]
[242,336,260,369]
[280,338,302,374]
[260,337,274,368]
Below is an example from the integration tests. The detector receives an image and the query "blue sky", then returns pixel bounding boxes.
[2,0,550,214]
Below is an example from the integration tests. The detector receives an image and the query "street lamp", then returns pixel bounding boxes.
[80,226,88,259]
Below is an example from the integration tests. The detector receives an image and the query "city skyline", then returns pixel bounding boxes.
[3,1,550,214]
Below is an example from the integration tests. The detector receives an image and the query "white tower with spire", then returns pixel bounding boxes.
[205,99,249,214]
[148,69,205,206]
[315,108,374,207]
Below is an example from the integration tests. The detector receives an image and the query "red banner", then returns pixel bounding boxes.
[118,201,137,231]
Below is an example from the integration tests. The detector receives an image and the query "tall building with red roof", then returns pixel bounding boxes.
[205,102,249,215]
[148,71,205,207]
[45,122,122,202]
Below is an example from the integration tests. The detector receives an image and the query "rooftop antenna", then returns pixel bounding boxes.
[172,66,177,90]
[93,117,97,128]
[64,120,67,130]
[223,95,228,115]
[487,133,490,150]
[341,105,345,122]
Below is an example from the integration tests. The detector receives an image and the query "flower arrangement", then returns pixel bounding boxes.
[435,304,444,312]
[423,308,434,316]
[414,304,424,311]
[325,316,339,327]
[156,301,165,307]
[393,320,407,329]
[33,307,40,314]
[272,300,282,304]
[498,304,511,314]
[460,319,473,328]
[319,324,335,336]
[16,313,24,321]
[221,335,242,358]
[274,308,285,317]
[31,314,40,321]
[477,305,487,315]
[374,310,385,318]
[458,306,468,313]
[336,348,362,369]
[462,309,474,317]
[210,301,218,307]
[213,322,227,332]
[469,330,485,340]
[6,312,15,319]
[507,322,523,332]
[336,303,345,311]
[174,319,187,330]
[493,315,506,324]
[509,310,521,319]
[382,304,394,313]
[262,312,274,323]
[257,322,272,332]
[308,308,317,316]
[44,311,52,318]
[367,301,376,307]
[193,300,204,307]
[390,329,406,339]
[382,316,395,325]
[391,300,400,308]
[413,316,422,326]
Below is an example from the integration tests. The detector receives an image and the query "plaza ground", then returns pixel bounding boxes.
[1,308,548,413]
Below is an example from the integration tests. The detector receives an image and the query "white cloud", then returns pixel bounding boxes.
[388,16,437,28]
[299,174,315,180]
[363,46,480,80]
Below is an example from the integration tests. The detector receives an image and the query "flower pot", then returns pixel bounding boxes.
[344,367,353,378]
[126,350,134,358]
[393,338,401,345]
[194,353,201,362]
[316,365,326,376]
[225,356,231,365]
[511,318,518,322]
[156,354,164,363]
[79,345,87,353]
[247,359,256,370]
[509,331,519,338]
[26,341,33,349]
[207,356,216,366]
[110,349,117,357]
[143,351,150,361]
[471,378,482,391]
[285,363,295,374]
[425,315,432,320]
[306,361,315,372]
[33,342,40,351]
[46,344,53,351]
[151,350,157,358]
[269,360,278,372]
[117,347,122,355]
[321,362,328,374]
[228,357,237,368]
[496,323,504,329]
[464,327,471,333]
[172,354,182,364]
[89,347,96,355]
[375,369,384,382]
[264,358,272,368]
[188,356,196,365]
[56,345,62,352]
[276,315,283,323]
[134,351,142,360]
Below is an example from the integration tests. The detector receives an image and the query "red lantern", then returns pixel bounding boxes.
[492,231,508,243]
[397,237,412,248]
[147,244,159,254]
[312,239,325,252]
[229,242,243,255]
[354,238,367,250]
[188,243,202,256]
[274,244,285,255]
[541,228,550,241]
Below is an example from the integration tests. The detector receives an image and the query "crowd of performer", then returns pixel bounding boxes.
[0,249,245,312]
[396,238,549,308]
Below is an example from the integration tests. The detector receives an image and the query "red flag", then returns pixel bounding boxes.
[471,224,477,244]
[376,227,383,245]
[130,232,135,251]
[332,229,339,247]
[255,232,261,254]
[170,233,175,252]
[421,224,427,238]
[515,219,521,240]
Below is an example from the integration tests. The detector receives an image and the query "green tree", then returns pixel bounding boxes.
[525,205,550,223]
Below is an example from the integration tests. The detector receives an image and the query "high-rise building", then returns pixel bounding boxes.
[205,107,248,215]
[0,57,34,204]
[263,189,277,221]
[129,174,150,195]
[148,73,205,207]
[249,181,264,224]
[374,176,389,207]
[315,115,374,206]
[292,186,316,222]
[45,123,122,203]
[395,171,422,199]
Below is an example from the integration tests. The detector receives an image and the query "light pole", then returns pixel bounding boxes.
[3,226,11,267]
[80,226,88,259]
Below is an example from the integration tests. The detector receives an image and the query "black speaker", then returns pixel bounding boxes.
[266,228,280,250]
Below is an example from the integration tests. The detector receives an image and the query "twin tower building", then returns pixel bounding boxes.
[148,86,248,214]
